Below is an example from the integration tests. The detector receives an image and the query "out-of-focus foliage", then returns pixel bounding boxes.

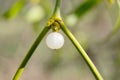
[102,0,120,42]
[0,0,120,80]
[66,0,102,27]
[3,0,25,19]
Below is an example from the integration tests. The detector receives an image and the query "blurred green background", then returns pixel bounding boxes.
[0,0,120,80]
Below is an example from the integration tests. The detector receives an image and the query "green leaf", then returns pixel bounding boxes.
[3,0,25,19]
[66,0,102,26]
[74,0,102,18]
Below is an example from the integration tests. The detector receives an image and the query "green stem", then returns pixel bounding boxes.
[12,26,50,80]
[103,11,120,43]
[12,0,62,79]
[101,1,120,43]
[111,10,120,35]
[57,21,103,80]
[52,0,61,18]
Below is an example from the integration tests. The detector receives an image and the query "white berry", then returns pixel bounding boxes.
[46,32,64,49]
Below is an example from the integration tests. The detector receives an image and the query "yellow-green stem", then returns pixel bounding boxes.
[12,26,50,80]
[52,0,61,18]
[12,0,61,79]
[57,20,103,80]
[12,0,104,79]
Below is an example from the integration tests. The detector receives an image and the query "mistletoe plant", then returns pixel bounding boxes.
[12,0,103,80]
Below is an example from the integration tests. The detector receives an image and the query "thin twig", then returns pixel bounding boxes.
[57,20,103,80]
[12,26,50,80]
